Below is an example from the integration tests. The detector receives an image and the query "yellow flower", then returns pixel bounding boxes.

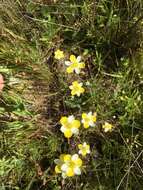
[55,154,82,178]
[78,142,90,156]
[69,81,85,97]
[60,115,81,138]
[65,55,85,74]
[102,122,114,132]
[54,49,64,60]
[54,154,65,174]
[82,112,97,128]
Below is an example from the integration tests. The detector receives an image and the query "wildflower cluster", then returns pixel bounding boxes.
[60,112,97,138]
[55,49,86,97]
[54,49,115,178]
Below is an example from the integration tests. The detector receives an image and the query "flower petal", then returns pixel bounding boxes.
[68,115,75,123]
[65,61,71,66]
[55,165,61,173]
[64,129,72,138]
[79,62,85,68]
[66,168,74,177]
[71,127,79,135]
[60,117,68,125]
[60,126,66,133]
[77,56,81,62]
[63,154,71,162]
[75,68,80,74]
[67,66,74,73]
[61,164,68,172]
[71,154,79,161]
[74,167,81,175]
[72,120,80,128]
[70,55,76,63]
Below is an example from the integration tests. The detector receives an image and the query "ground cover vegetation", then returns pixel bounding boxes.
[0,0,143,189]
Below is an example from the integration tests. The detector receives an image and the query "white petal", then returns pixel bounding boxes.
[61,164,68,172]
[60,126,66,133]
[89,121,95,127]
[81,119,84,123]
[77,56,81,62]
[87,150,90,153]
[88,112,92,116]
[71,128,79,135]
[54,159,61,164]
[72,154,79,161]
[77,92,81,97]
[78,150,82,155]
[74,167,81,175]
[68,115,75,122]
[69,85,73,90]
[75,68,80,74]
[79,83,83,86]
[104,128,108,132]
[83,142,87,146]
[65,61,71,66]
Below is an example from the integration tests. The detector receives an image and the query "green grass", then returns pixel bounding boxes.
[0,0,143,189]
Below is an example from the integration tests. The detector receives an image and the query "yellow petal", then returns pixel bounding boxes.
[80,87,85,93]
[92,116,96,122]
[72,120,80,128]
[81,150,87,156]
[82,113,87,119]
[78,144,82,149]
[71,89,76,96]
[64,129,72,138]
[70,55,77,63]
[83,122,89,128]
[67,66,74,73]
[72,81,78,86]
[66,167,74,177]
[74,158,82,167]
[60,117,68,125]
[60,154,66,161]
[86,145,90,150]
[63,154,71,162]
[79,62,85,68]
[55,165,61,173]
[92,113,97,122]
